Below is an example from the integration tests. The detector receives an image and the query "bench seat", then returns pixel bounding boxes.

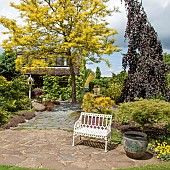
[72,112,112,152]
[74,127,110,138]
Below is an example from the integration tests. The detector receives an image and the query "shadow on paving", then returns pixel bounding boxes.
[54,102,82,112]
[78,139,119,151]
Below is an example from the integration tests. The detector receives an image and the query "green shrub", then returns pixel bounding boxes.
[0,75,30,113]
[115,102,134,124]
[42,75,72,101]
[3,100,17,112]
[95,66,101,79]
[115,98,170,131]
[0,108,8,125]
[16,98,32,110]
[42,75,61,100]
[81,92,115,114]
[89,72,127,102]
[111,129,123,144]
[106,83,123,102]
[42,75,84,101]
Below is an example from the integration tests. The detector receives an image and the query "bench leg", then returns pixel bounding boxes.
[105,138,108,152]
[110,135,112,145]
[72,135,75,146]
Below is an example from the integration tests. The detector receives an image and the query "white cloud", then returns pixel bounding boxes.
[0,0,170,50]
[0,0,20,46]
[0,0,19,18]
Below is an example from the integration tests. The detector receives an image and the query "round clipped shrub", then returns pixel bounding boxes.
[115,98,170,131]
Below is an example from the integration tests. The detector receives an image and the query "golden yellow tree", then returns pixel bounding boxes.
[0,0,120,103]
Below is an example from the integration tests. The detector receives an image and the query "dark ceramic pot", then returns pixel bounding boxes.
[122,131,148,159]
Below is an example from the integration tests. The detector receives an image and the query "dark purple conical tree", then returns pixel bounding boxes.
[121,0,168,101]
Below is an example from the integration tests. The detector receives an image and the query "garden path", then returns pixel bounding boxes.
[17,102,82,131]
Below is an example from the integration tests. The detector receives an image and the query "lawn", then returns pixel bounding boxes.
[0,162,170,170]
[115,161,170,170]
[0,165,48,170]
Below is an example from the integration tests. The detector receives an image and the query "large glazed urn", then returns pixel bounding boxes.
[122,131,148,159]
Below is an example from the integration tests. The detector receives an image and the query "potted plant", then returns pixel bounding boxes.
[122,131,148,159]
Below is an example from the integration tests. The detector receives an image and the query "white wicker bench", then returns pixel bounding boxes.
[72,112,112,152]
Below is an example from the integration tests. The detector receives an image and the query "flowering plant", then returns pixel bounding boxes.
[148,140,170,161]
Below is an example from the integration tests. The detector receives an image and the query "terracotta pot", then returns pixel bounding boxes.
[122,131,148,159]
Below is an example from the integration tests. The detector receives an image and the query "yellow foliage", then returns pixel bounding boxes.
[15,56,25,71]
[0,0,120,72]
[84,71,95,87]
[82,92,115,114]
[0,76,10,88]
[0,76,7,84]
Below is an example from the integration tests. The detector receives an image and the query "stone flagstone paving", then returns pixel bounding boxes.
[0,102,160,170]
[18,102,82,131]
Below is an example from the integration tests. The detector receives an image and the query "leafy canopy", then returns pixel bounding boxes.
[0,0,120,72]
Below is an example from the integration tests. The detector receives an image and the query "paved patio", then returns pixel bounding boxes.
[0,129,160,170]
[0,102,161,169]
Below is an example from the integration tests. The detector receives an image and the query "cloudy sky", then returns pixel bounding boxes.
[0,0,170,76]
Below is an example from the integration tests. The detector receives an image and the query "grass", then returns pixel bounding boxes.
[115,161,170,170]
[111,128,123,144]
[0,165,49,170]
[68,111,81,118]
[0,162,170,170]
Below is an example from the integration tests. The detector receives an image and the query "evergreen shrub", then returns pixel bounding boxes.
[115,98,170,131]
[106,83,123,102]
[0,75,31,124]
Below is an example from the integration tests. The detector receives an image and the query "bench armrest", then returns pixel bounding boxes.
[73,119,82,130]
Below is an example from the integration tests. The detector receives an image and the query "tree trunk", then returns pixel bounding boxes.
[68,57,77,104]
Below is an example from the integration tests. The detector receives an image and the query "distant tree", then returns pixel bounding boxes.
[163,53,170,66]
[112,71,127,84]
[163,53,170,89]
[95,66,101,79]
[121,0,168,101]
[0,52,20,80]
[0,0,120,103]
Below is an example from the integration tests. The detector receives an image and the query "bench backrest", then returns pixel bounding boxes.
[80,112,112,129]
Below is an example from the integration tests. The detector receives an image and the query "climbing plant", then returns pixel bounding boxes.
[121,0,168,101]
